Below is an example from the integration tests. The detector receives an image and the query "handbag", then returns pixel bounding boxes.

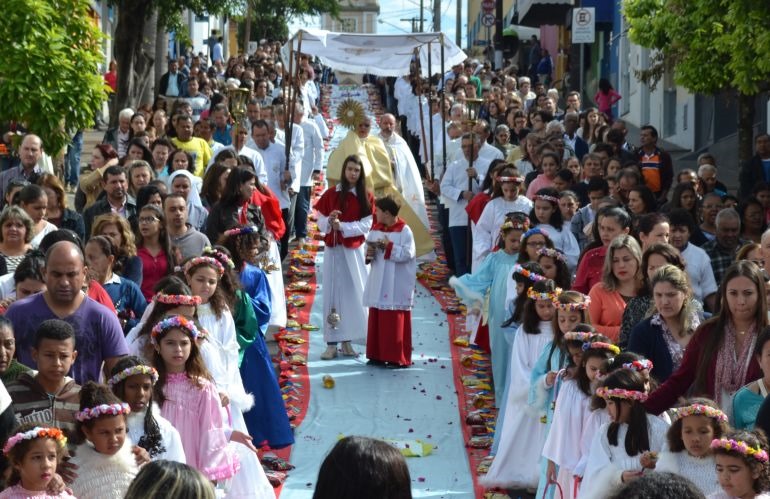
[541,480,564,499]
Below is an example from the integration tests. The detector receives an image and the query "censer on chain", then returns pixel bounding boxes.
[326,219,341,329]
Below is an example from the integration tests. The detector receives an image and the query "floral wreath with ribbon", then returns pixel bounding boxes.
[182,256,224,277]
[202,247,236,270]
[582,341,620,355]
[224,225,261,238]
[500,217,530,232]
[563,331,595,343]
[154,293,202,307]
[537,247,567,264]
[497,175,525,184]
[150,315,204,347]
[622,359,654,373]
[512,264,547,283]
[535,193,560,204]
[3,427,67,455]
[553,293,591,311]
[671,403,728,423]
[75,403,131,422]
[711,438,770,463]
[595,386,648,402]
[527,286,562,302]
[107,365,159,388]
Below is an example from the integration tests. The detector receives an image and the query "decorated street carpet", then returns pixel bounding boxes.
[266,84,496,498]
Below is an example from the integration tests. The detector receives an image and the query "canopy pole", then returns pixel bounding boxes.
[427,40,435,180]
[440,33,447,179]
[285,31,304,176]
[284,37,295,173]
[414,47,429,179]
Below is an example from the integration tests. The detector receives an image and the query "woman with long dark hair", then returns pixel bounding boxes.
[315,154,374,360]
[136,204,175,301]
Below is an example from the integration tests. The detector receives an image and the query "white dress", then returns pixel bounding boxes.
[30,221,58,249]
[708,493,770,498]
[265,239,287,329]
[579,414,670,499]
[656,451,720,496]
[481,321,554,489]
[126,402,187,463]
[317,210,371,344]
[541,379,592,498]
[197,304,274,499]
[534,223,580,271]
[473,196,533,269]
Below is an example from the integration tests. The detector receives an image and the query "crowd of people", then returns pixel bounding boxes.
[1,36,770,498]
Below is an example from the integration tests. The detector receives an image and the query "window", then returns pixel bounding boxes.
[340,18,357,32]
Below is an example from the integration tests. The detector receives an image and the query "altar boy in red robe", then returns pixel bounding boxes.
[363,195,417,368]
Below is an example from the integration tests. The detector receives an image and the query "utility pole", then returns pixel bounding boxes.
[494,0,503,69]
[455,0,461,47]
[420,0,424,32]
[433,0,441,31]
[400,17,421,33]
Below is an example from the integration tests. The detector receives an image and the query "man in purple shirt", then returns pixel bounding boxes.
[5,241,128,383]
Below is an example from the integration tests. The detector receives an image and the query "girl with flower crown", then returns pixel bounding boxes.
[450,220,528,403]
[578,369,670,499]
[537,247,572,290]
[203,243,294,449]
[69,382,143,499]
[108,355,186,463]
[481,279,559,490]
[540,329,617,499]
[151,315,272,497]
[0,423,72,499]
[472,166,533,270]
[180,258,274,497]
[655,398,726,496]
[530,293,591,499]
[710,428,770,499]
[530,187,580,271]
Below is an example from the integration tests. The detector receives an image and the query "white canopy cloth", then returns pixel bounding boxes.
[281,29,467,77]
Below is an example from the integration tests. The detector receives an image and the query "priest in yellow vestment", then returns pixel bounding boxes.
[326,116,435,257]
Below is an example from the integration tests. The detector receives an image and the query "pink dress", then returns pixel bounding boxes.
[0,485,75,498]
[160,372,240,481]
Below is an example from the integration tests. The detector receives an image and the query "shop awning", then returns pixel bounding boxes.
[280,29,467,77]
[517,0,574,27]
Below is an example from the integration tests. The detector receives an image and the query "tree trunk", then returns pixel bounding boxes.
[244,1,252,55]
[155,17,168,99]
[738,92,756,166]
[114,0,154,113]
[139,10,159,106]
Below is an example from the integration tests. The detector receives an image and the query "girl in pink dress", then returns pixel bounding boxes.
[150,315,240,490]
[0,424,73,499]
[594,78,622,122]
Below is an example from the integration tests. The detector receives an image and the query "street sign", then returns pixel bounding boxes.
[482,13,495,27]
[481,0,495,12]
[571,7,595,44]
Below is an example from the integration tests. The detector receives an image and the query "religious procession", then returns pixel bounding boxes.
[2,0,770,497]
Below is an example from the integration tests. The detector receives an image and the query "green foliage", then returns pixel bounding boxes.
[623,0,770,95]
[244,0,341,39]
[0,0,107,155]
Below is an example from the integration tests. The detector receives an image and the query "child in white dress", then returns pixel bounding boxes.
[656,398,727,497]
[709,429,770,499]
[579,369,670,498]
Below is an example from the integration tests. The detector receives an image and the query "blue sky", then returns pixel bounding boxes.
[288,0,466,47]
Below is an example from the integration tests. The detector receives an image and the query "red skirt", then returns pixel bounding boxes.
[366,308,412,366]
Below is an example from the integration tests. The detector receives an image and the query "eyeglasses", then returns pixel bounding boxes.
[526,241,546,248]
[138,217,159,224]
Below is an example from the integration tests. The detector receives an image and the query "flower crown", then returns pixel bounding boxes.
[224,225,261,237]
[107,365,159,388]
[622,359,654,372]
[522,227,549,240]
[75,403,131,422]
[595,386,648,402]
[527,286,562,302]
[497,175,524,184]
[183,256,224,276]
[582,341,620,354]
[501,218,531,232]
[535,194,560,204]
[150,315,203,346]
[672,404,728,423]
[563,331,594,342]
[711,438,769,463]
[202,247,236,270]
[512,264,547,282]
[154,293,202,306]
[3,427,67,455]
[554,294,591,311]
[537,247,567,264]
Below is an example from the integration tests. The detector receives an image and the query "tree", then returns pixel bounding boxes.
[623,0,770,166]
[0,0,106,156]
[112,0,237,115]
[241,0,340,54]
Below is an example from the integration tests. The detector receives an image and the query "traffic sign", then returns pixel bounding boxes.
[571,7,595,44]
[481,0,495,12]
[481,13,495,27]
